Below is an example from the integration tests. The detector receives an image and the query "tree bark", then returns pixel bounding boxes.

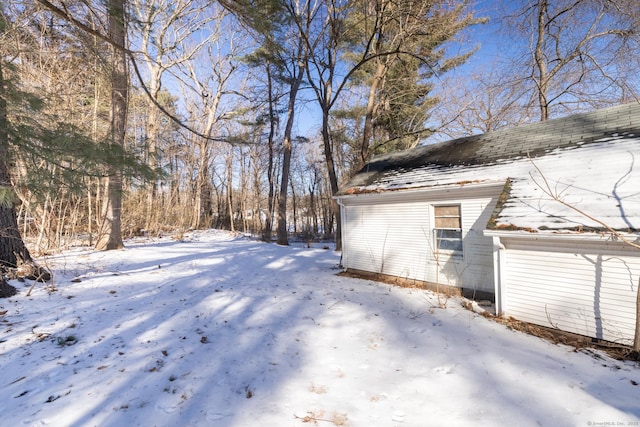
[276,129,293,245]
[191,140,210,229]
[226,146,234,232]
[96,0,127,250]
[0,23,50,285]
[534,0,549,122]
[635,276,640,352]
[144,80,160,230]
[263,61,276,242]
[0,45,33,269]
[276,65,305,246]
[320,106,342,250]
[360,60,386,166]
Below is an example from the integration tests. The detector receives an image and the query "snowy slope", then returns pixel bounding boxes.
[1,230,639,427]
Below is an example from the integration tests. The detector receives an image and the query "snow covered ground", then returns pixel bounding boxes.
[1,229,639,427]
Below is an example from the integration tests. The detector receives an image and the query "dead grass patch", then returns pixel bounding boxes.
[309,383,327,394]
[295,410,349,426]
[461,303,640,362]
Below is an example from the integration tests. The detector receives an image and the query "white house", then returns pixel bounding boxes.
[335,102,640,345]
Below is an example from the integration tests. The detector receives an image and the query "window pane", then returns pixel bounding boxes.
[438,238,463,252]
[435,224,462,253]
[436,229,462,239]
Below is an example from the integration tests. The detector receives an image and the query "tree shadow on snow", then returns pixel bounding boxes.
[1,232,639,425]
[1,234,337,426]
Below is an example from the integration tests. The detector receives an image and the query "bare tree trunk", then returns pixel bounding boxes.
[359,3,389,166]
[226,146,234,232]
[276,131,293,244]
[360,60,386,165]
[633,277,640,353]
[534,0,549,122]
[240,148,249,233]
[96,0,127,250]
[251,146,262,236]
[289,178,297,234]
[263,61,276,242]
[96,166,124,249]
[309,184,317,235]
[192,140,210,229]
[34,195,50,254]
[276,67,304,245]
[87,179,93,246]
[320,106,341,250]
[145,95,159,229]
[89,22,101,245]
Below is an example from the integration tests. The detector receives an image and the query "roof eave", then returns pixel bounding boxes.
[334,180,506,200]
[483,228,640,243]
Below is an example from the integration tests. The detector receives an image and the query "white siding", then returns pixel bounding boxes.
[340,186,501,293]
[343,201,431,282]
[502,238,640,344]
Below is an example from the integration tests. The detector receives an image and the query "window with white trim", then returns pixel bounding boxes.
[433,205,463,255]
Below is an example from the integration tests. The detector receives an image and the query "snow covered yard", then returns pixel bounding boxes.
[1,230,639,427]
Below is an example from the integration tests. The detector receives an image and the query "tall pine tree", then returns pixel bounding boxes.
[0,9,51,296]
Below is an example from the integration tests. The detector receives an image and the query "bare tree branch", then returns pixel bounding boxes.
[528,155,640,249]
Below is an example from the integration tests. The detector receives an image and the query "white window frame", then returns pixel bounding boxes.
[433,204,463,257]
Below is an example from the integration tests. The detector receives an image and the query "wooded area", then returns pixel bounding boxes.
[0,0,638,270]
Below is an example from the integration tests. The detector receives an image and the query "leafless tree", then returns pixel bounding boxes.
[503,0,639,121]
[130,0,214,230]
[174,10,247,229]
[431,67,533,140]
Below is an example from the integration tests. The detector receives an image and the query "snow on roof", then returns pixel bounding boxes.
[338,103,640,234]
[493,136,640,233]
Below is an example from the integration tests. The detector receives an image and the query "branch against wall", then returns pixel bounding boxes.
[527,155,640,352]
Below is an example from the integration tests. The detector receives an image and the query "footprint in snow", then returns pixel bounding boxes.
[155,402,179,414]
[379,392,399,400]
[392,410,406,422]
[432,320,443,327]
[433,364,456,375]
[207,412,231,421]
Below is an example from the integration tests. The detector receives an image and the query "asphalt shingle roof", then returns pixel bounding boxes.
[341,102,640,192]
[337,103,640,234]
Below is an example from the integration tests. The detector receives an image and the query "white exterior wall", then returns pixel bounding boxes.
[339,185,502,293]
[500,237,640,344]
